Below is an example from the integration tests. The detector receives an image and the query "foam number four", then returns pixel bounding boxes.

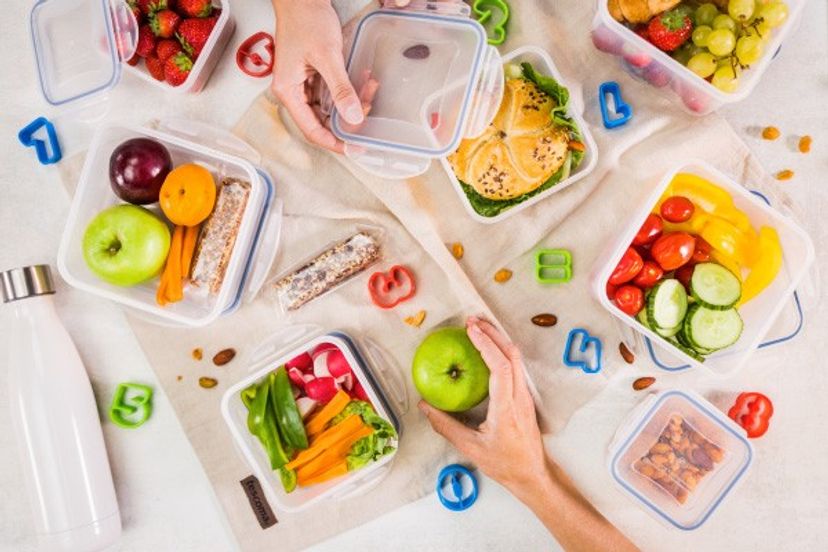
[472,0,511,46]
[563,328,603,374]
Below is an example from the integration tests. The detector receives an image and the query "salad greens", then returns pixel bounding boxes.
[330,401,398,471]
[459,62,585,218]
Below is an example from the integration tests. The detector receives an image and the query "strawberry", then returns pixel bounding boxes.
[126,54,140,66]
[136,0,167,16]
[150,9,181,38]
[155,38,182,61]
[126,0,144,24]
[176,0,213,18]
[145,56,166,81]
[634,25,650,42]
[164,52,193,86]
[176,17,216,58]
[136,25,157,57]
[646,9,693,52]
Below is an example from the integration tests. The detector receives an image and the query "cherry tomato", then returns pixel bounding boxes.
[633,261,664,288]
[615,285,644,316]
[633,214,664,246]
[675,264,695,291]
[660,196,695,223]
[608,247,644,285]
[606,281,618,301]
[692,237,712,263]
[651,232,696,271]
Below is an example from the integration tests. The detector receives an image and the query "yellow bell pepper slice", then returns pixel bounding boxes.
[664,173,754,234]
[738,226,783,306]
[662,212,710,235]
[700,216,759,268]
[710,250,744,282]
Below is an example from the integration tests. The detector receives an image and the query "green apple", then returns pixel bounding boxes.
[83,205,171,286]
[412,327,489,412]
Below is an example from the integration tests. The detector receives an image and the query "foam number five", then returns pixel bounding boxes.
[472,0,511,46]
[108,383,154,429]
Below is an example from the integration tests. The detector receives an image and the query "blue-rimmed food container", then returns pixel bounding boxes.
[609,390,753,530]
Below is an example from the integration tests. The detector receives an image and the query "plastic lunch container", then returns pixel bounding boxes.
[29,0,234,105]
[609,390,753,530]
[221,327,407,513]
[590,160,815,375]
[330,1,596,222]
[57,120,282,327]
[590,0,806,115]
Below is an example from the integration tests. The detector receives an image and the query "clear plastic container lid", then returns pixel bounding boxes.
[331,3,503,179]
[30,0,138,106]
[609,390,753,530]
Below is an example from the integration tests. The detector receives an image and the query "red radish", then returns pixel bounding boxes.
[292,385,300,399]
[287,367,306,388]
[295,397,318,419]
[305,377,338,403]
[313,352,332,378]
[326,349,352,378]
[351,380,370,402]
[311,343,337,358]
[286,352,313,372]
[336,373,354,391]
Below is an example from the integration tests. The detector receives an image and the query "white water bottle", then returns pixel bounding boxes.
[2,265,121,551]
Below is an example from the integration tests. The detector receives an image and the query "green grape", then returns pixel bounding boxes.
[712,14,738,32]
[673,43,702,65]
[687,52,718,78]
[712,65,740,92]
[744,21,772,42]
[692,25,713,47]
[707,28,737,56]
[728,0,755,22]
[735,35,764,65]
[757,2,789,28]
[695,3,720,26]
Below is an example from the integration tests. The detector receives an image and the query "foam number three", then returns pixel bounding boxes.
[472,0,511,46]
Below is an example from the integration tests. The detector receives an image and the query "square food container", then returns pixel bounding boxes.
[221,329,406,513]
[29,0,234,106]
[439,46,597,224]
[57,121,282,327]
[590,0,806,115]
[590,161,815,375]
[609,390,753,530]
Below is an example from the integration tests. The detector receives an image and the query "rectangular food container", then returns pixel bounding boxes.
[609,390,753,530]
[590,0,806,115]
[439,46,597,224]
[221,329,405,513]
[29,0,233,106]
[590,160,815,375]
[57,121,282,327]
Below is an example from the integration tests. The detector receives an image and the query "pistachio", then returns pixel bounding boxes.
[198,377,218,389]
[761,126,780,140]
[192,347,203,361]
[776,169,794,181]
[450,242,464,260]
[212,348,236,366]
[798,135,812,153]
[403,310,427,328]
[494,269,513,283]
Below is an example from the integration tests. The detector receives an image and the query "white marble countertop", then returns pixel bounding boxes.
[1,1,826,551]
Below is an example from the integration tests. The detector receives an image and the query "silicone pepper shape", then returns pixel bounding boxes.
[247,376,290,469]
[368,265,416,309]
[271,367,309,450]
[728,392,774,438]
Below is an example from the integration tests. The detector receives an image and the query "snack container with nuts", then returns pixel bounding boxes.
[609,390,753,530]
[220,326,407,512]
[58,121,283,327]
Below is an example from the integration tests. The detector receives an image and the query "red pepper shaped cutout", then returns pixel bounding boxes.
[727,392,774,439]
[368,265,416,309]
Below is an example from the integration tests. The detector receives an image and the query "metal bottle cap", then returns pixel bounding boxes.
[1,265,56,303]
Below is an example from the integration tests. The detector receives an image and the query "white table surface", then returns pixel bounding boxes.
[1,1,826,551]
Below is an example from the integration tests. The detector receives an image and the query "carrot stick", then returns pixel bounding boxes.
[306,390,351,437]
[298,460,349,487]
[156,268,169,306]
[285,415,364,470]
[295,425,373,479]
[165,225,185,303]
[180,224,200,280]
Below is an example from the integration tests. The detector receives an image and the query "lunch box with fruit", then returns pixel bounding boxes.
[591,0,805,114]
[609,390,753,530]
[328,1,596,223]
[221,327,407,513]
[57,120,282,327]
[29,0,234,104]
[590,160,814,375]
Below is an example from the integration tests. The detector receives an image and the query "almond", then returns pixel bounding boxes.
[531,313,558,327]
[619,342,635,364]
[632,376,655,390]
[212,348,236,366]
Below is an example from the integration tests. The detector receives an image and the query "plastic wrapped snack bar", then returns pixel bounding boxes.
[191,178,252,295]
[273,232,382,311]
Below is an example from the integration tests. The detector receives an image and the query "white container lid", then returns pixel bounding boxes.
[609,390,753,530]
[331,3,504,179]
[30,0,138,106]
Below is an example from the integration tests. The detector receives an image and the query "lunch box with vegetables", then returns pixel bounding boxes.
[29,0,234,104]
[57,120,282,327]
[590,0,806,115]
[590,161,814,375]
[609,389,753,530]
[329,1,596,223]
[221,327,407,513]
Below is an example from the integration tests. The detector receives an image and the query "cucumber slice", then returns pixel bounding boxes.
[684,304,743,351]
[678,326,717,355]
[656,324,681,338]
[647,280,688,330]
[690,263,742,310]
[671,340,706,363]
[637,308,651,329]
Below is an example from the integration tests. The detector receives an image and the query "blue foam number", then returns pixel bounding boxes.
[18,117,62,165]
[599,81,632,129]
[563,328,603,374]
[436,464,478,512]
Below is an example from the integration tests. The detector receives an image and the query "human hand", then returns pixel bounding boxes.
[270,0,368,153]
[419,316,549,494]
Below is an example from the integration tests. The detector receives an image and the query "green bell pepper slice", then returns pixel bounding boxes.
[247,375,290,469]
[271,366,309,450]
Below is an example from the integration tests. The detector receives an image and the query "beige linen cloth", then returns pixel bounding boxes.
[59,1,803,550]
